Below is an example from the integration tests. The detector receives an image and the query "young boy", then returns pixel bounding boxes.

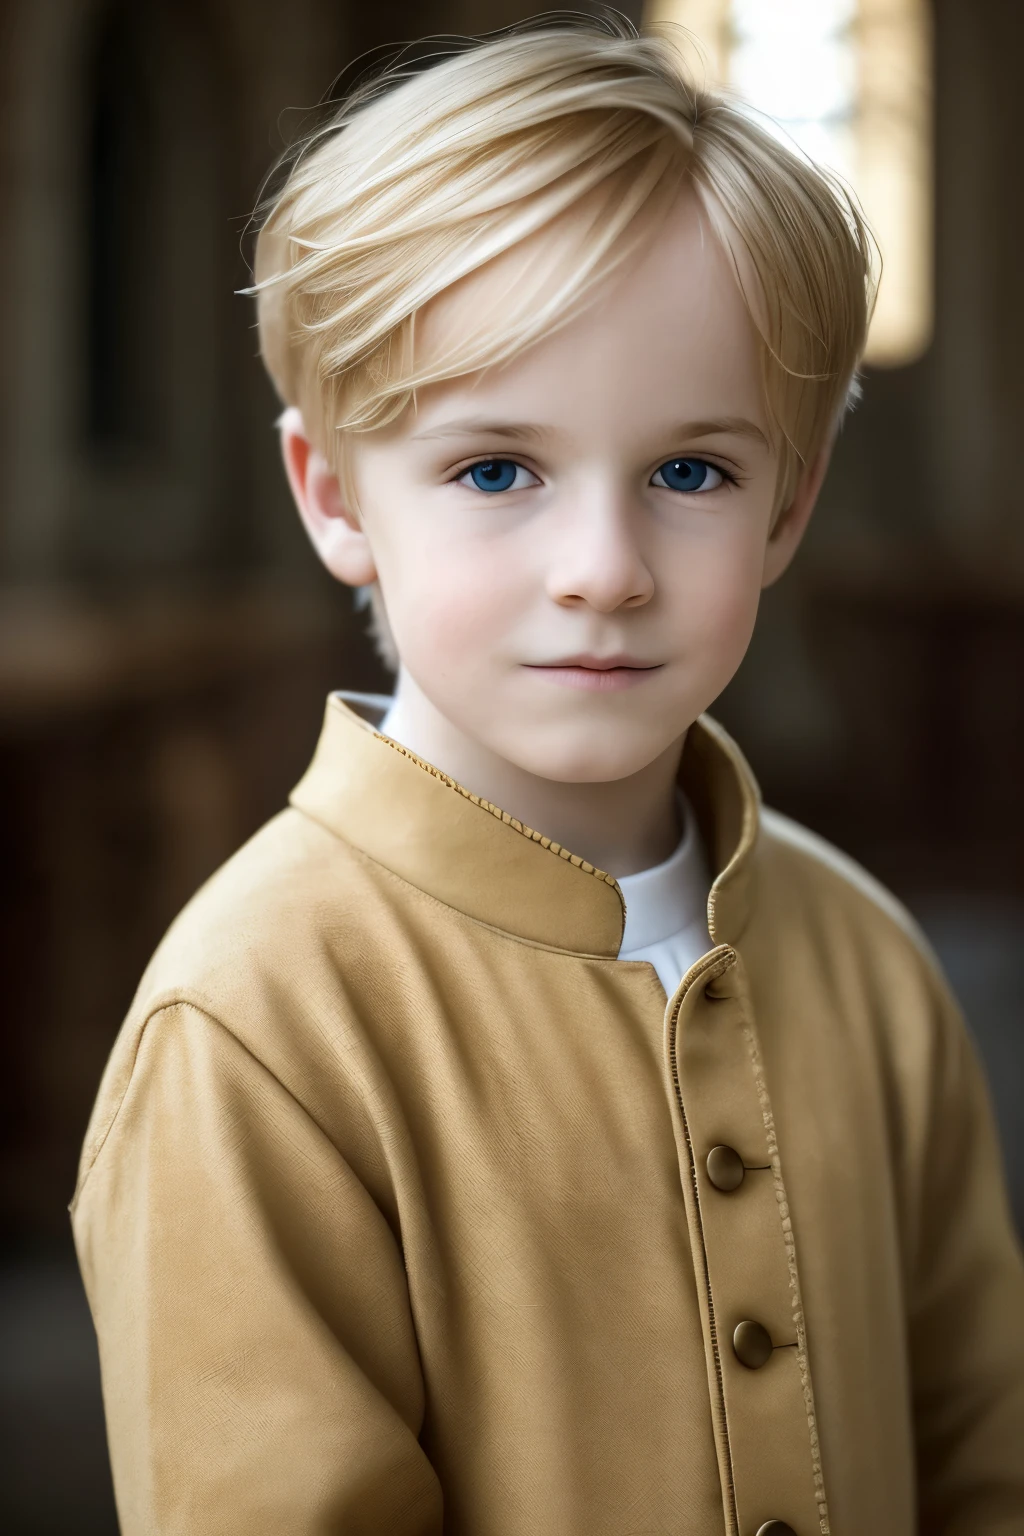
[72,18,1024,1536]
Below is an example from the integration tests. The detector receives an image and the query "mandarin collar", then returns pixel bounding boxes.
[289,692,761,958]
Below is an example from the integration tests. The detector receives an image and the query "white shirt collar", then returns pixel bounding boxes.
[618,795,711,952]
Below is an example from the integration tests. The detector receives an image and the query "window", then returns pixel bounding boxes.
[644,0,933,366]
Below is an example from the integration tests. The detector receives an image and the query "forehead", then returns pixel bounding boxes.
[410,186,766,442]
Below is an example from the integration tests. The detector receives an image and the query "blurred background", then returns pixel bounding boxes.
[0,0,1021,1529]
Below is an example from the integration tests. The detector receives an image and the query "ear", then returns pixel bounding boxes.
[761,438,834,589]
[278,406,377,587]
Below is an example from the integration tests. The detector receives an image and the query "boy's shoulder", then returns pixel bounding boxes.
[135,802,388,1023]
[102,799,415,1107]
[759,805,924,939]
[754,803,952,1007]
[75,803,399,1201]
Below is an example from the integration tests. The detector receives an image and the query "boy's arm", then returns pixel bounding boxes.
[71,1001,442,1536]
[910,978,1024,1536]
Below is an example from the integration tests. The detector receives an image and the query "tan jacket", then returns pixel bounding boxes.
[72,694,1024,1536]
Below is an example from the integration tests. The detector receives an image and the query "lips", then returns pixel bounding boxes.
[529,654,659,671]
[522,657,663,692]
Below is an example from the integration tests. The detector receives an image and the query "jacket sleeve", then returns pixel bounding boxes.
[71,1001,442,1536]
[910,980,1024,1536]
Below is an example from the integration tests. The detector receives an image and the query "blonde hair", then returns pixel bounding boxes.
[251,13,875,652]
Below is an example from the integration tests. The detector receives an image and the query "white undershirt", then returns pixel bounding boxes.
[378,699,712,999]
[617,798,712,997]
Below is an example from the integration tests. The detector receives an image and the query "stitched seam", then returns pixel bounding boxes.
[669,950,738,1535]
[376,735,619,889]
[71,1005,165,1204]
[74,999,391,1213]
[294,811,625,960]
[697,713,761,944]
[741,1018,831,1536]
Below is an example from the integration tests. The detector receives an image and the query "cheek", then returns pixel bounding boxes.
[673,529,765,669]
[379,535,524,671]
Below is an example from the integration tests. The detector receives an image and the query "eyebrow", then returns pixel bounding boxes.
[410,414,770,451]
[410,417,549,444]
[672,417,771,451]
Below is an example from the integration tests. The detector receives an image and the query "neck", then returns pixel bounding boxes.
[380,670,685,878]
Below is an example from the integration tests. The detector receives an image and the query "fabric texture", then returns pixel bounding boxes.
[382,695,713,997]
[71,693,1024,1536]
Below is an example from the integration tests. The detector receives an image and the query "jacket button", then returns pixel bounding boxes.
[755,1524,797,1536]
[733,1319,773,1369]
[706,1144,745,1191]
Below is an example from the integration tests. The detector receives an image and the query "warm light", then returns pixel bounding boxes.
[644,0,933,366]
[645,0,732,84]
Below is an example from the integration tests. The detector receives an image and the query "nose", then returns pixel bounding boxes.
[545,482,655,613]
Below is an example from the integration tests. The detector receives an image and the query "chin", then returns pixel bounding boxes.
[508,731,661,786]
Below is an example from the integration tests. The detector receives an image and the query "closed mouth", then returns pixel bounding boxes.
[521,658,663,692]
[526,656,661,671]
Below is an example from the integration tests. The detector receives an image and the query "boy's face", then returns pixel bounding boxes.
[287,188,827,785]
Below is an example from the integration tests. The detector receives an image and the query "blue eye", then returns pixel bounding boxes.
[651,458,724,493]
[461,459,534,493]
